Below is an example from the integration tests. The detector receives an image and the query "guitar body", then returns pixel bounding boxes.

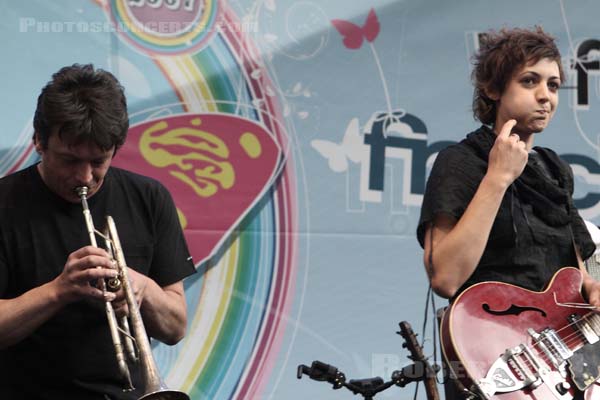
[441,267,600,400]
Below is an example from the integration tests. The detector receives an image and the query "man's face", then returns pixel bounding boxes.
[34,132,114,203]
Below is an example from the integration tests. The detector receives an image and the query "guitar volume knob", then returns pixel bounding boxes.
[555,382,570,395]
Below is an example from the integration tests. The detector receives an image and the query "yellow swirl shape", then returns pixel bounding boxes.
[140,118,235,197]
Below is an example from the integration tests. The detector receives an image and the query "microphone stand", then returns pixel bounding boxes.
[297,360,437,400]
[297,321,440,400]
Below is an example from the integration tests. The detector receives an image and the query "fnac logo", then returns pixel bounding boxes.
[109,0,219,56]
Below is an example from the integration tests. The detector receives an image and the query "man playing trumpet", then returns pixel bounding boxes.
[0,64,196,399]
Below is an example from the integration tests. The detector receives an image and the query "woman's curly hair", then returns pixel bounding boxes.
[472,26,564,125]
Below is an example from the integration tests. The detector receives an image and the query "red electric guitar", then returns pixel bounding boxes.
[441,267,600,400]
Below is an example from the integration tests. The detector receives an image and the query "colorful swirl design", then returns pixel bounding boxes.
[1,2,296,399]
[118,3,297,400]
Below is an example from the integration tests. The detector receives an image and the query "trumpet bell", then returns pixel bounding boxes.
[139,389,190,400]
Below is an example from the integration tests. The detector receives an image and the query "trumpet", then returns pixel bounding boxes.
[76,186,190,400]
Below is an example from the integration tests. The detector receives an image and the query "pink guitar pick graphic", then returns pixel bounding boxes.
[112,113,282,265]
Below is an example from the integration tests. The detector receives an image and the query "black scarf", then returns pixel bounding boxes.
[464,125,573,227]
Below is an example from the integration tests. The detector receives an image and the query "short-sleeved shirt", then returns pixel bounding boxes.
[0,165,196,399]
[417,125,595,299]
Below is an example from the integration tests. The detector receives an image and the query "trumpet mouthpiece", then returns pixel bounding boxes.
[75,186,89,197]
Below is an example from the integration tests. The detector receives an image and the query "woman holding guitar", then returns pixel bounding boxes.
[417,27,600,400]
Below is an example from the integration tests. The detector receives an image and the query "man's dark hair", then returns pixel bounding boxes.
[33,63,129,151]
[472,26,564,125]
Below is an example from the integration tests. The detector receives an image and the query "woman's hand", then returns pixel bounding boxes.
[487,119,529,187]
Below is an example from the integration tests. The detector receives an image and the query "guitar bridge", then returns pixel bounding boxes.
[476,334,572,400]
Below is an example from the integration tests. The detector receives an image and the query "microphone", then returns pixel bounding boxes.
[297,361,345,389]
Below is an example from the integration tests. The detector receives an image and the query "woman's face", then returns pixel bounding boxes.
[493,57,561,135]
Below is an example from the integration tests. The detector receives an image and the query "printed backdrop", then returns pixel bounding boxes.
[2,0,600,399]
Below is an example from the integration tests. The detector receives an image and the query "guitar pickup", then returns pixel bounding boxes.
[527,328,573,368]
[569,314,600,345]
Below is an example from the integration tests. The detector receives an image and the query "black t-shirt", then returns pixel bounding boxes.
[0,165,196,399]
[417,126,595,299]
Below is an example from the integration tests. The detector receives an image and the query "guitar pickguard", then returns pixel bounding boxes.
[568,341,600,391]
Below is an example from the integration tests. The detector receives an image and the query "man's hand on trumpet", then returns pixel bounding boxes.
[111,267,149,318]
[53,246,119,304]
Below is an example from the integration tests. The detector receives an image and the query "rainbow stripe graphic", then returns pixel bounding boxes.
[0,120,38,176]
[106,1,298,399]
[0,2,297,398]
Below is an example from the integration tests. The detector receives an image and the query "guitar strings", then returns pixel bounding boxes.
[498,309,596,375]
[475,297,600,375]
[553,312,598,352]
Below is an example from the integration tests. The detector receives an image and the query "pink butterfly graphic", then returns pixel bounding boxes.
[331,8,380,49]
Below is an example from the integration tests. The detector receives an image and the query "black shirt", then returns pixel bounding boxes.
[417,126,595,299]
[0,165,196,399]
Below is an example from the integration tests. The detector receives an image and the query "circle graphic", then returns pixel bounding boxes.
[109,0,220,56]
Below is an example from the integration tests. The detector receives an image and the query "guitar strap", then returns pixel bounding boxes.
[569,224,587,273]
[427,221,435,279]
[424,225,441,384]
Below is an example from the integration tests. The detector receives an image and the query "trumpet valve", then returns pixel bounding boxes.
[107,276,122,292]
